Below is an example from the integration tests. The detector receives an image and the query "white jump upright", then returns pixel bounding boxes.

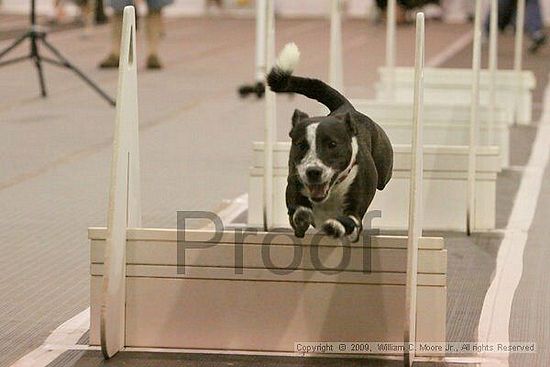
[255,0,268,83]
[488,0,498,145]
[514,0,526,124]
[404,12,424,367]
[329,0,344,92]
[100,6,140,359]
[263,0,276,231]
[386,0,396,98]
[467,0,483,235]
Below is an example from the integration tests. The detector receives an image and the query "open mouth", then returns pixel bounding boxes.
[307,182,330,202]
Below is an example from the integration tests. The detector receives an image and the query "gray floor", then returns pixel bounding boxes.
[441,27,550,367]
[508,155,550,367]
[50,350,417,367]
[1,13,549,367]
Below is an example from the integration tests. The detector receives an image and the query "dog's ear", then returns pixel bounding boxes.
[292,109,309,127]
[343,112,358,136]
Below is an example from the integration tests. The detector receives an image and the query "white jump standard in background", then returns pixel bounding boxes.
[376,0,535,126]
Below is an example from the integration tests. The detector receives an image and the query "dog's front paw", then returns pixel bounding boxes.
[322,216,362,242]
[292,207,313,238]
[321,219,346,239]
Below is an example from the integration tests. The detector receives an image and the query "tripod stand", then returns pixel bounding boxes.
[0,0,115,106]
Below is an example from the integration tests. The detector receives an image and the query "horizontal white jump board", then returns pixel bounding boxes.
[376,67,534,124]
[88,227,445,246]
[90,277,446,352]
[89,228,447,353]
[89,228,446,280]
[351,99,509,167]
[252,142,501,175]
[351,99,510,125]
[378,67,536,89]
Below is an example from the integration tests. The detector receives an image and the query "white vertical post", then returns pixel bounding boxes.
[404,12,424,367]
[467,0,482,235]
[386,0,396,99]
[488,0,498,145]
[513,0,526,124]
[100,5,141,359]
[255,0,267,82]
[329,0,344,92]
[263,0,276,231]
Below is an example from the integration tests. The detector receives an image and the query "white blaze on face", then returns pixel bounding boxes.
[297,123,335,201]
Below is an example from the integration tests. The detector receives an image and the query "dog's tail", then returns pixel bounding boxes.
[267,43,350,113]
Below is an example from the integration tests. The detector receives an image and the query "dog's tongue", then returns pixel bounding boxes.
[309,183,328,201]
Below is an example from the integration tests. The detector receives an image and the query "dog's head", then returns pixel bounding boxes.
[289,109,358,203]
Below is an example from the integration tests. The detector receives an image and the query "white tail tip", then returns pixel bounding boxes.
[276,42,300,73]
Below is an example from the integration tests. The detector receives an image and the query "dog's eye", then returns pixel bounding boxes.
[328,141,337,149]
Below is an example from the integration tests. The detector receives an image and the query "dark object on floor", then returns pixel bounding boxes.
[95,0,108,24]
[376,0,440,10]
[529,32,547,53]
[98,53,119,68]
[238,81,265,98]
[146,54,163,69]
[0,0,115,106]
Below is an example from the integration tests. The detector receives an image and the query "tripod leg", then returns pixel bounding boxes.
[0,32,29,61]
[31,37,47,97]
[40,37,115,106]
[0,55,32,68]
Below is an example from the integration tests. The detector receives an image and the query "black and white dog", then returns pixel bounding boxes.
[267,43,393,242]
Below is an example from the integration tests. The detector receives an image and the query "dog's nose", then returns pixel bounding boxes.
[306,167,323,182]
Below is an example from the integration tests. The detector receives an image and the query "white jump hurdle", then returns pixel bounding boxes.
[351,100,510,167]
[404,13,425,365]
[249,0,500,232]
[329,0,344,92]
[377,0,535,125]
[255,0,268,83]
[350,1,511,169]
[91,7,446,364]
